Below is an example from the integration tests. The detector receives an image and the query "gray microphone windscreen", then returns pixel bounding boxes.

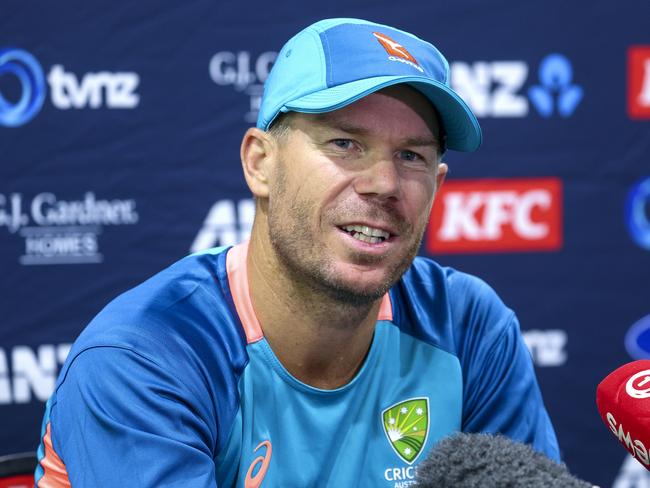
[415,433,592,488]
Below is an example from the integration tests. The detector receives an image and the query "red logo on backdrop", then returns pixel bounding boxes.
[628,46,650,119]
[426,178,563,254]
[0,475,33,488]
[372,32,419,65]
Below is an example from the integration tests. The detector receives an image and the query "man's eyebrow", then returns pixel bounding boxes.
[312,115,440,148]
[311,115,371,136]
[401,136,439,148]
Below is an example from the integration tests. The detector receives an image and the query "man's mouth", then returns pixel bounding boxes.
[341,225,391,244]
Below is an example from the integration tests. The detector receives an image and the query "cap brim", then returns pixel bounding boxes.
[283,75,482,152]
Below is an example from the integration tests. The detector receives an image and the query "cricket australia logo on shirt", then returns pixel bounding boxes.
[382,397,430,464]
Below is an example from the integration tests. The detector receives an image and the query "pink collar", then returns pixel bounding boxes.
[226,241,393,344]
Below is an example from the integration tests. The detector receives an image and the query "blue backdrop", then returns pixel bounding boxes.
[1,1,650,486]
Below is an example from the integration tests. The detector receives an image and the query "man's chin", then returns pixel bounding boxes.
[322,284,387,306]
[320,271,394,306]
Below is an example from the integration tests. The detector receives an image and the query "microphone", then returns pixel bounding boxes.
[414,433,593,487]
[596,359,650,470]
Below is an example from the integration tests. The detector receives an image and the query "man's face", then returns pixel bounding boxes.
[266,85,446,304]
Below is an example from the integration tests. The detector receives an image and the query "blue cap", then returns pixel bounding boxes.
[257,18,482,152]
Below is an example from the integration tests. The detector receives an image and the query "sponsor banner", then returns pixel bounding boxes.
[0,4,647,486]
[628,46,650,119]
[625,314,650,360]
[207,51,583,123]
[0,344,71,405]
[426,177,563,254]
[522,329,567,367]
[450,54,583,118]
[626,176,650,251]
[191,198,254,252]
[208,50,277,123]
[613,455,650,488]
[0,48,139,127]
[0,192,139,265]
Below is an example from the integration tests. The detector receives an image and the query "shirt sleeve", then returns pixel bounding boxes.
[452,275,560,462]
[463,307,560,461]
[42,346,219,487]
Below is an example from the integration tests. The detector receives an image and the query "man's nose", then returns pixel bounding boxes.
[352,156,401,200]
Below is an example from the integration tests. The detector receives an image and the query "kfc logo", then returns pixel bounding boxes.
[426,178,563,253]
[628,46,650,119]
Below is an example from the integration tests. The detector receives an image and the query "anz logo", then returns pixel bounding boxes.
[450,53,583,118]
[0,343,71,404]
[191,198,254,253]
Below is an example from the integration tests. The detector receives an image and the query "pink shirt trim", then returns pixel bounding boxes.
[37,422,71,487]
[226,241,264,344]
[226,241,394,344]
[377,292,393,321]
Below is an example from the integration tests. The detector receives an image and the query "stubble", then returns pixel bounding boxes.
[267,161,426,307]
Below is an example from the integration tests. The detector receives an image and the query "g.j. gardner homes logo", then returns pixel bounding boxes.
[382,397,430,464]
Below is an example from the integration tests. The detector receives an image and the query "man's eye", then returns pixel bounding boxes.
[399,150,421,162]
[332,139,353,150]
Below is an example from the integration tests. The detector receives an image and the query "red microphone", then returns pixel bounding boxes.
[596,360,650,470]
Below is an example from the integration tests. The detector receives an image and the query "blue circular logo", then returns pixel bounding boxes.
[0,48,46,127]
[625,314,650,359]
[626,176,650,250]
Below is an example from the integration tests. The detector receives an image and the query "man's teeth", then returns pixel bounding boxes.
[342,225,390,244]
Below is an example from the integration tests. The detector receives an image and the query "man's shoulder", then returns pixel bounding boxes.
[98,246,231,322]
[390,256,513,353]
[400,255,500,306]
[68,246,246,367]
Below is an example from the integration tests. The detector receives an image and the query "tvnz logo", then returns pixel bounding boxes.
[0,47,139,127]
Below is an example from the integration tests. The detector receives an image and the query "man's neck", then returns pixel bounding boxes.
[246,231,382,390]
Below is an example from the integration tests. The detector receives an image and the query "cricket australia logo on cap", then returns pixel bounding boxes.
[382,397,430,464]
[372,32,424,73]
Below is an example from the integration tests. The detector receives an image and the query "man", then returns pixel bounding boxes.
[35,18,559,487]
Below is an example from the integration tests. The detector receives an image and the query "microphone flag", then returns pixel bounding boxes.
[596,360,650,470]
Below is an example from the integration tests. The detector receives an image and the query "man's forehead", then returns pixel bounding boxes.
[302,86,442,143]
[306,115,437,148]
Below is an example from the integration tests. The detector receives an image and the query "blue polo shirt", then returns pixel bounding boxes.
[35,242,559,487]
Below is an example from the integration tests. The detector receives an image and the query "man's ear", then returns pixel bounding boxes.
[240,128,275,198]
[435,162,448,191]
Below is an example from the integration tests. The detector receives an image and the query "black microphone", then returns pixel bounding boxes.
[414,433,594,487]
